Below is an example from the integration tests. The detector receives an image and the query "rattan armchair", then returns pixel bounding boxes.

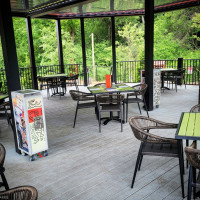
[185,142,200,200]
[0,186,38,200]
[124,83,149,122]
[129,116,184,198]
[0,143,9,190]
[66,74,79,90]
[96,94,124,132]
[69,90,96,128]
[164,68,186,92]
[185,104,200,168]
[190,104,200,113]
[47,78,66,99]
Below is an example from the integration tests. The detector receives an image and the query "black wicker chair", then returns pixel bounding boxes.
[129,116,185,198]
[164,68,186,92]
[185,104,200,168]
[0,143,9,190]
[69,90,96,128]
[0,186,38,200]
[47,78,66,99]
[124,83,149,122]
[185,142,200,200]
[96,94,124,133]
[66,74,79,90]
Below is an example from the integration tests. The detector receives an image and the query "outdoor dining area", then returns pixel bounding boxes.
[1,0,200,199]
[0,83,199,199]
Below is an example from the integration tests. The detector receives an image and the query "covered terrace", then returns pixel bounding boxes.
[0,0,200,199]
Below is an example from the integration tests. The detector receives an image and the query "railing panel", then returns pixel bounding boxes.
[0,59,199,93]
[184,59,200,85]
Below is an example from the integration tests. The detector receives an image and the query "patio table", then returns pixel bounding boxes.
[175,112,200,141]
[88,83,135,125]
[37,73,69,98]
[0,94,8,103]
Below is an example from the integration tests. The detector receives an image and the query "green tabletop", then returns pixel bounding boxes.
[39,73,68,79]
[88,83,135,94]
[176,112,200,140]
[0,94,8,100]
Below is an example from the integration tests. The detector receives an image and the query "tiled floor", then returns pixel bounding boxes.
[0,84,199,199]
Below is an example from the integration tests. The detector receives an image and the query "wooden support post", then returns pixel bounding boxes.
[56,19,64,73]
[144,0,154,111]
[26,17,38,89]
[111,16,116,83]
[80,18,87,86]
[0,0,21,153]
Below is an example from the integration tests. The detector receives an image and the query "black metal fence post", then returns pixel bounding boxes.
[177,57,183,85]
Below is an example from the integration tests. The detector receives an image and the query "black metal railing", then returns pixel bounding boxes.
[0,58,199,93]
[184,59,200,85]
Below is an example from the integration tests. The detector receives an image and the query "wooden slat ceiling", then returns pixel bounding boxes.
[10,0,200,19]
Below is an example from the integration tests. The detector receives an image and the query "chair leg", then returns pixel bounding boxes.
[186,139,189,168]
[99,110,101,133]
[126,101,128,123]
[178,140,185,198]
[73,102,79,128]
[1,172,9,190]
[143,98,149,118]
[131,143,143,188]
[137,103,142,115]
[138,155,143,171]
[187,166,193,200]
[192,167,196,199]
[75,83,79,91]
[120,105,123,132]
[123,102,125,123]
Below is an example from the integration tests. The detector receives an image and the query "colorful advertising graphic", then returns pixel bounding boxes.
[12,94,29,153]
[26,97,47,154]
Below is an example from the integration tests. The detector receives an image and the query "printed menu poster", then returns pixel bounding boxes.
[26,97,46,154]
[12,93,29,153]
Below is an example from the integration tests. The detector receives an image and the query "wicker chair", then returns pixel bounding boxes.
[66,74,79,90]
[129,116,185,198]
[47,78,66,99]
[124,83,149,122]
[69,90,96,128]
[185,142,200,200]
[0,143,9,190]
[185,104,200,168]
[164,68,186,92]
[0,186,38,200]
[96,94,124,132]
[190,104,200,113]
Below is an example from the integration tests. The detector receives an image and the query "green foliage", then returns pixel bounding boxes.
[0,7,200,89]
[13,18,30,67]
[117,22,144,61]
[192,12,200,42]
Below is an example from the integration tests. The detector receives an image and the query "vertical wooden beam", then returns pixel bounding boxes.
[111,16,117,83]
[80,18,87,86]
[144,0,154,111]
[56,19,64,73]
[26,17,38,89]
[0,0,21,153]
